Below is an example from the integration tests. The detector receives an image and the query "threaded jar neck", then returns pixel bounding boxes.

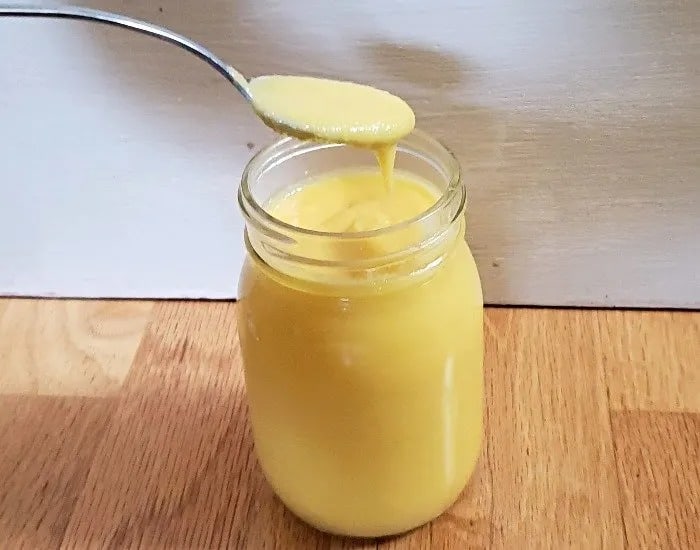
[238,129,465,292]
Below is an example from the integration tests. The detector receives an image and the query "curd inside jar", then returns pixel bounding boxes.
[237,130,484,538]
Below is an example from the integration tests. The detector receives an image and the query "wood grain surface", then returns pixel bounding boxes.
[0,298,697,549]
[2,0,699,307]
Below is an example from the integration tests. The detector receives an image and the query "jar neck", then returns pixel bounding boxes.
[238,130,465,290]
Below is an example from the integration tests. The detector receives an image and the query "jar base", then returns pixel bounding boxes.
[262,452,483,539]
[276,488,463,539]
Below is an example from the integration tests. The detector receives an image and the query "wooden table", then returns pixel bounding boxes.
[0,299,697,549]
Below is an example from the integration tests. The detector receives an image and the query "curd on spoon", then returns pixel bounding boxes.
[248,75,416,147]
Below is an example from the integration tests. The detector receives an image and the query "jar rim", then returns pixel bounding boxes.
[238,128,463,241]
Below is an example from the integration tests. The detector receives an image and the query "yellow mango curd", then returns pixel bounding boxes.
[237,127,484,537]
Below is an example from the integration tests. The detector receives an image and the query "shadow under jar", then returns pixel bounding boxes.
[236,130,484,538]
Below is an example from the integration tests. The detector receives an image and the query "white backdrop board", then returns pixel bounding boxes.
[1,0,698,307]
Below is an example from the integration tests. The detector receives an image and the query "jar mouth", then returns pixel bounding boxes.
[238,128,463,241]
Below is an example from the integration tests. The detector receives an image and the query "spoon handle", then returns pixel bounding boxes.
[0,4,252,101]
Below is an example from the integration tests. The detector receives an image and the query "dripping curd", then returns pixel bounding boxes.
[248,75,415,187]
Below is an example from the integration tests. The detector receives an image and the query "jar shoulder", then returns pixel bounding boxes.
[238,239,482,328]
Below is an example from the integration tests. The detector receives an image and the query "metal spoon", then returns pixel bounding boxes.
[0,4,416,146]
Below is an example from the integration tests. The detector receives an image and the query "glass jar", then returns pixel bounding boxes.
[236,129,484,538]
